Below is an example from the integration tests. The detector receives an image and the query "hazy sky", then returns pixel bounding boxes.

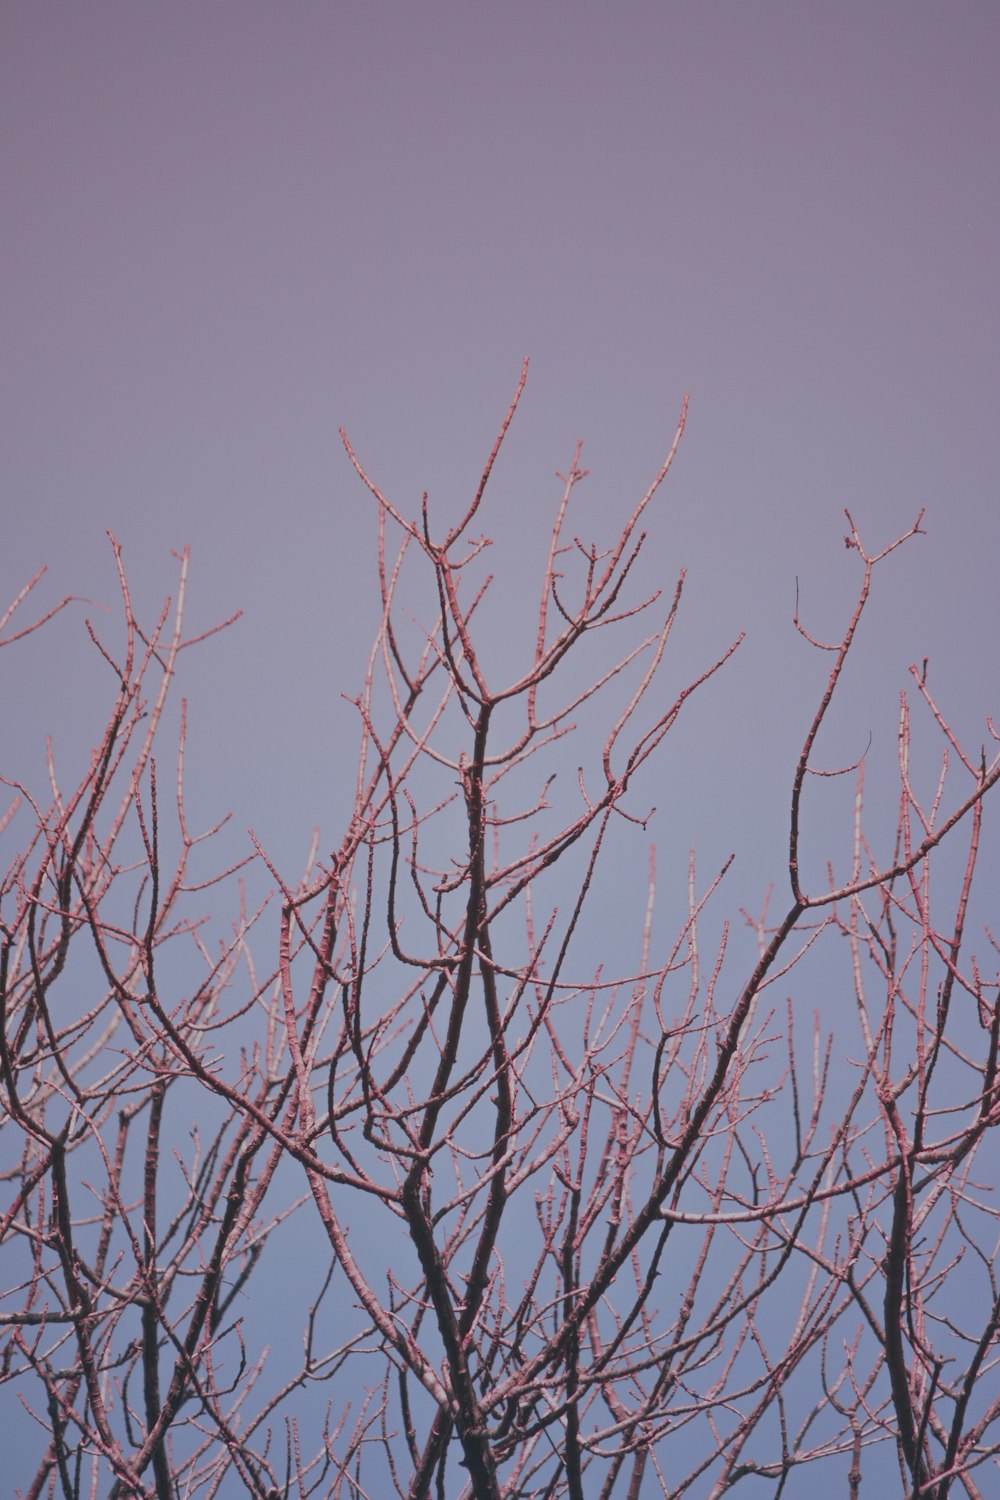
[3,8,999,1491]
[3,0,997,907]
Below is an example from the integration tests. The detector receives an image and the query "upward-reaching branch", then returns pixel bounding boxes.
[3,380,999,1499]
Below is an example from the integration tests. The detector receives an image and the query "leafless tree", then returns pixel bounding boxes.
[4,366,1000,1499]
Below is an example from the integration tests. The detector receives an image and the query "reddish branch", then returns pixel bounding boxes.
[3,374,999,1498]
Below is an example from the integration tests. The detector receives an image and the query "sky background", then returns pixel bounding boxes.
[2,5,999,1490]
[3,1,998,900]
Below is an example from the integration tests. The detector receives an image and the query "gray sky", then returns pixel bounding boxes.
[2,7,998,1490]
[3,0,997,941]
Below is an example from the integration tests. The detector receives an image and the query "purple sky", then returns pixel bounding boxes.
[3,9,999,1489]
[3,1,998,898]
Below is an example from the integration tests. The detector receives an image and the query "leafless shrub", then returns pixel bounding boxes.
[4,367,1000,1498]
